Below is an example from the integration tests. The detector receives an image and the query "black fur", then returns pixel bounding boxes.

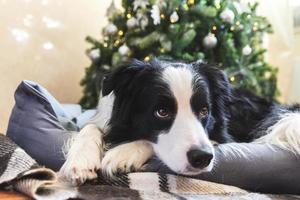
[102,59,298,145]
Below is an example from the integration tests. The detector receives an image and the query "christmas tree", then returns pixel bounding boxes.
[80,0,277,109]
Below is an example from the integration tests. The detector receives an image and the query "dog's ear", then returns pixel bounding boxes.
[192,61,233,143]
[192,61,231,100]
[102,61,146,96]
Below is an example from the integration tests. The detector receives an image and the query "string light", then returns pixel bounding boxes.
[212,26,217,31]
[183,3,189,10]
[160,14,165,19]
[230,26,235,31]
[118,30,124,36]
[236,21,240,26]
[230,76,235,82]
[247,14,251,19]
[144,56,150,61]
[188,0,195,5]
[253,26,258,31]
[160,48,165,53]
[103,43,108,48]
[114,40,120,46]
[215,0,221,9]
[126,13,132,19]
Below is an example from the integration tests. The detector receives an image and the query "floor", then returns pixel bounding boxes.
[0,191,29,200]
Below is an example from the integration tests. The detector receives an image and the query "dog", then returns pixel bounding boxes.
[59,59,300,185]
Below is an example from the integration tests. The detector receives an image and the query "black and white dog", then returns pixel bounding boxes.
[60,59,300,184]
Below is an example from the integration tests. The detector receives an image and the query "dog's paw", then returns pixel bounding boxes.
[101,140,153,177]
[59,154,100,185]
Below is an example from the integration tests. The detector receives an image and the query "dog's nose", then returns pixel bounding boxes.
[187,149,213,168]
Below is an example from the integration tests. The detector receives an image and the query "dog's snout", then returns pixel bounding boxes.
[187,149,213,168]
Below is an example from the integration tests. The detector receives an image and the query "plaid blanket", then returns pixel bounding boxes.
[0,134,298,200]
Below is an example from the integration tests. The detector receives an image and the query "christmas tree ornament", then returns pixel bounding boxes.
[118,44,130,56]
[137,11,149,30]
[155,0,167,9]
[133,0,149,11]
[81,0,277,109]
[233,1,250,14]
[126,17,139,28]
[242,45,252,55]
[203,33,217,48]
[87,49,101,61]
[170,11,179,23]
[151,5,161,25]
[105,23,117,35]
[106,0,120,19]
[220,9,235,23]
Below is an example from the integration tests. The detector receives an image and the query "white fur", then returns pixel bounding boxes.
[101,140,154,176]
[153,67,214,175]
[59,124,104,185]
[89,92,115,131]
[255,113,300,154]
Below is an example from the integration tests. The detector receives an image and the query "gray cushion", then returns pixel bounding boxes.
[6,80,300,194]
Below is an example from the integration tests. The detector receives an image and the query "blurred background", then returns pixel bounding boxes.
[0,0,300,133]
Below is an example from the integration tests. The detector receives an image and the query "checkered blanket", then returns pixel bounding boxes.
[0,134,297,200]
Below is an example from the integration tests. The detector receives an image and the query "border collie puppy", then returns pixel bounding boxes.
[60,59,300,184]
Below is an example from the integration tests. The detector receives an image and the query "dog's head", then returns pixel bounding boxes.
[103,59,231,175]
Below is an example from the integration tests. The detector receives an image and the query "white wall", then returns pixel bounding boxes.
[0,0,112,133]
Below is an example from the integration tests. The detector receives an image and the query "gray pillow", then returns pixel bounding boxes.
[6,80,300,194]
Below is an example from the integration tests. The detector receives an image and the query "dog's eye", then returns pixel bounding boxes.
[154,108,171,119]
[199,107,208,118]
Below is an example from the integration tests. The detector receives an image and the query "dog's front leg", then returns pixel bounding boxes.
[101,140,154,176]
[59,124,104,185]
